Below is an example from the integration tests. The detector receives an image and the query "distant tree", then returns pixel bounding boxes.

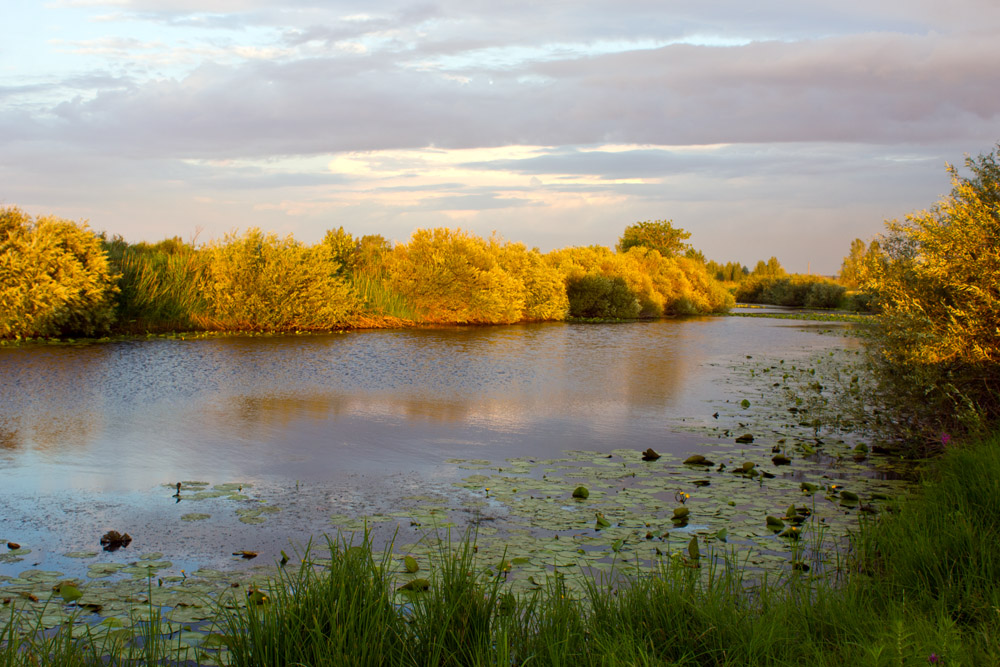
[617,220,691,258]
[839,238,874,289]
[684,247,707,264]
[751,257,786,278]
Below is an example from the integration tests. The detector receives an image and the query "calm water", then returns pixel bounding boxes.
[0,315,853,575]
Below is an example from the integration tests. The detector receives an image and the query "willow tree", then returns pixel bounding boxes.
[865,145,1000,443]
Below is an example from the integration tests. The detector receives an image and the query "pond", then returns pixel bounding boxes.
[0,313,904,598]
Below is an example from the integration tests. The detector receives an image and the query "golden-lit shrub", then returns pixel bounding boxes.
[200,228,358,331]
[0,207,117,338]
[385,228,565,324]
[735,274,844,308]
[546,244,731,317]
[496,242,568,321]
[864,146,1000,443]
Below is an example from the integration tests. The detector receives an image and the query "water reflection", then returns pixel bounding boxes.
[0,319,848,490]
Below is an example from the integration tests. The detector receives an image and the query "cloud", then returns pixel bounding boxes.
[5,0,1000,273]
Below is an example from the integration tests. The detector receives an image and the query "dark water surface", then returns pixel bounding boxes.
[0,316,853,576]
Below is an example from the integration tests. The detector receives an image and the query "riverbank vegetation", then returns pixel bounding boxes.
[3,429,999,666]
[1,214,732,338]
[859,145,1000,448]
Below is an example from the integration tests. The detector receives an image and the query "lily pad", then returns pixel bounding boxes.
[399,578,430,592]
[181,513,211,522]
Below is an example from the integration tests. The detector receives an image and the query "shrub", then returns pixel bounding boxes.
[736,274,845,309]
[863,145,1000,444]
[200,228,359,331]
[566,275,641,319]
[0,207,117,338]
[385,229,565,324]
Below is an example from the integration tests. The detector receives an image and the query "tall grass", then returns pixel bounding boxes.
[349,272,424,322]
[110,249,206,333]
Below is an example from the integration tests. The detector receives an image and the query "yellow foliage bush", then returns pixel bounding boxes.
[385,229,566,324]
[546,245,731,317]
[200,229,359,331]
[0,207,117,338]
[864,146,1000,442]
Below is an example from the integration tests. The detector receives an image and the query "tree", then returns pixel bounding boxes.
[865,143,1000,442]
[838,238,879,289]
[617,220,691,258]
[751,257,786,278]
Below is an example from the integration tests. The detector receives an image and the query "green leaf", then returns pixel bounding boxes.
[399,578,430,592]
[58,584,82,603]
[687,536,700,560]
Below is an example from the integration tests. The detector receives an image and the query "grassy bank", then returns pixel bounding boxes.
[4,431,998,666]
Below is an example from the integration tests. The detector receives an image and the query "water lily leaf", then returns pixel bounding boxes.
[571,486,589,499]
[687,536,700,560]
[399,578,430,592]
[181,513,211,522]
[404,556,419,573]
[740,399,751,409]
[247,589,268,605]
[766,516,785,530]
[800,482,820,494]
[672,507,690,520]
[595,514,611,529]
[840,490,859,502]
[735,434,754,444]
[771,454,791,466]
[714,528,728,542]
[683,455,713,466]
[58,584,83,603]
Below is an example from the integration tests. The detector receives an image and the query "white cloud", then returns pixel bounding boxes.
[5,0,1000,273]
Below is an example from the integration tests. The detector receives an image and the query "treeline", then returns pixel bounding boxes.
[0,212,733,339]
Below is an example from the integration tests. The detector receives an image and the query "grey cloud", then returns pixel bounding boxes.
[9,26,995,163]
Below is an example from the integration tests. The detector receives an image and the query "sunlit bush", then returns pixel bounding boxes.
[385,228,565,324]
[200,228,359,331]
[547,245,731,317]
[736,274,844,308]
[0,207,117,338]
[863,146,1000,443]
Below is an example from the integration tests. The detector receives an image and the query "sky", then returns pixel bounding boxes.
[3,1,999,274]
